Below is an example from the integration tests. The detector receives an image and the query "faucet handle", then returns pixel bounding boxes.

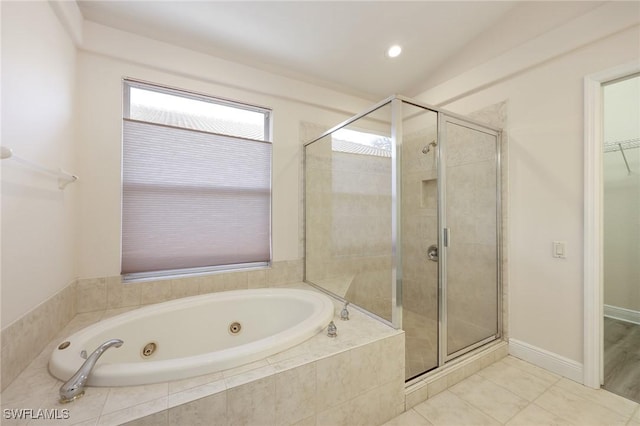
[327,321,337,338]
[340,302,350,321]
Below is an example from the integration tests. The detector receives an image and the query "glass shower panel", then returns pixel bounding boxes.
[305,103,394,321]
[400,102,439,379]
[443,118,499,357]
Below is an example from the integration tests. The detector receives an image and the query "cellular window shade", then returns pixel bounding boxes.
[122,119,271,275]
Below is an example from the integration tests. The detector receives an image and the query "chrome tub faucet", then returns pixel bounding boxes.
[59,338,123,403]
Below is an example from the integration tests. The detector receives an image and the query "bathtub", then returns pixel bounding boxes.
[49,288,335,386]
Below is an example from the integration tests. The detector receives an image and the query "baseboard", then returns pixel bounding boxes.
[508,338,583,383]
[604,304,640,326]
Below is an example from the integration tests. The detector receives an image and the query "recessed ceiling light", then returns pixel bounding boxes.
[387,45,402,58]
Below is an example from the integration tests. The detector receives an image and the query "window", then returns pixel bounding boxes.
[122,80,271,280]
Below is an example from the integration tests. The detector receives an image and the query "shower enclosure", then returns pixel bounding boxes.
[304,96,501,381]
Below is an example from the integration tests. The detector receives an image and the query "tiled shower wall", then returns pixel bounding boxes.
[305,132,393,321]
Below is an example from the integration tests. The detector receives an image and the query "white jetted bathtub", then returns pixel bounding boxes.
[49,288,335,386]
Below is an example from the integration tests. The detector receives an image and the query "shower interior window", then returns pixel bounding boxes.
[332,128,392,155]
[121,79,272,282]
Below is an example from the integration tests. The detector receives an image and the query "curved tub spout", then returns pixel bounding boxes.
[59,339,123,403]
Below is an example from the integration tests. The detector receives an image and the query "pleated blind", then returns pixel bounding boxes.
[122,81,271,277]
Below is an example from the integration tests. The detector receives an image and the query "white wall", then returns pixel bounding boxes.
[1,1,78,326]
[76,22,372,279]
[416,7,640,363]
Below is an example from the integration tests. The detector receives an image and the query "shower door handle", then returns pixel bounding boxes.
[427,245,438,262]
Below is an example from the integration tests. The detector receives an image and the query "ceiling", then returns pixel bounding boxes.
[77,1,602,100]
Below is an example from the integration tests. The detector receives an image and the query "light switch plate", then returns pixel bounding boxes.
[553,241,566,258]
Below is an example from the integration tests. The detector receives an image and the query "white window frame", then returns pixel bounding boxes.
[121,79,273,282]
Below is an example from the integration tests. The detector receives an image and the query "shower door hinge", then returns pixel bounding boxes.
[443,228,450,247]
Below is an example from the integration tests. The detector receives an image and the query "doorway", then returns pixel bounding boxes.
[602,74,640,403]
[584,62,640,396]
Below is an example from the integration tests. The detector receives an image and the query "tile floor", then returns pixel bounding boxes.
[385,355,640,426]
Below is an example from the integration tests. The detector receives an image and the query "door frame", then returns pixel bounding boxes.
[583,61,640,388]
[438,113,503,364]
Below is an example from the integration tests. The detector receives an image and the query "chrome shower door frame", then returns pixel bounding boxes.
[302,95,503,378]
[437,113,503,364]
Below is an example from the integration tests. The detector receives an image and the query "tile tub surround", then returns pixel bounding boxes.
[0,282,404,425]
[1,280,77,392]
[0,261,302,392]
[76,260,304,313]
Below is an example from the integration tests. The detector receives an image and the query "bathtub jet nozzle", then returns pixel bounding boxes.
[59,338,123,403]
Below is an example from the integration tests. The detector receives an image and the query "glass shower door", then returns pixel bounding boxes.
[400,101,439,379]
[440,115,500,360]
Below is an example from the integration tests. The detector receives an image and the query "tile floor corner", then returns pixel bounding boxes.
[384,355,640,426]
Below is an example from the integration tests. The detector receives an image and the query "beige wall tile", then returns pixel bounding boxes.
[170,277,200,300]
[1,280,77,391]
[123,410,168,426]
[167,391,226,426]
[445,364,468,388]
[247,269,267,288]
[274,362,316,425]
[107,277,141,309]
[268,261,302,286]
[139,281,172,305]
[463,358,483,377]
[350,342,382,395]
[198,274,225,294]
[380,379,407,421]
[99,397,168,426]
[316,350,353,411]
[316,398,353,426]
[427,376,448,399]
[377,334,405,385]
[405,381,429,409]
[77,278,107,313]
[227,376,276,426]
[351,386,386,426]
